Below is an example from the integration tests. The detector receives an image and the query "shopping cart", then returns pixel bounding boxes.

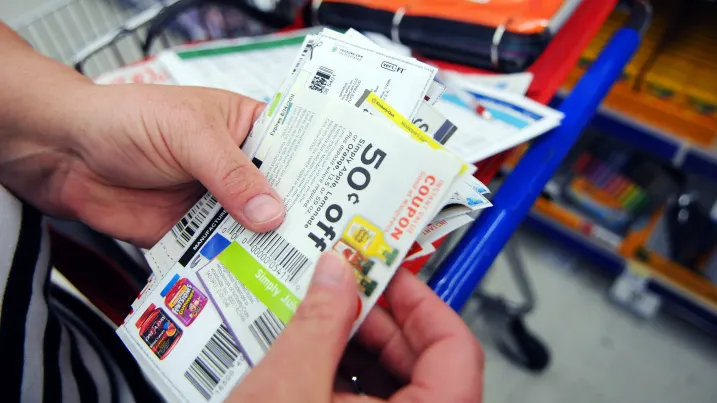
[10,0,649,374]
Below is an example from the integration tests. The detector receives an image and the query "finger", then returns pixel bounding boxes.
[182,121,285,233]
[383,269,484,402]
[355,306,416,381]
[62,175,203,247]
[334,394,384,403]
[339,341,404,398]
[224,94,265,147]
[229,252,358,402]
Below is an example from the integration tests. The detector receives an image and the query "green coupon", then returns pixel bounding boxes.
[217,242,300,324]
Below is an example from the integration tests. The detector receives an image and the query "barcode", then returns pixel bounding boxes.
[309,66,334,94]
[291,40,313,74]
[171,194,218,248]
[248,310,285,353]
[246,231,310,284]
[225,220,247,240]
[184,325,241,400]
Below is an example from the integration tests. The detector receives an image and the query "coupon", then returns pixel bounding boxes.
[196,85,463,365]
[245,30,438,164]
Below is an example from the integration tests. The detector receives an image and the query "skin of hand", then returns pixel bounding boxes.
[0,23,284,246]
[0,22,483,401]
[229,252,484,403]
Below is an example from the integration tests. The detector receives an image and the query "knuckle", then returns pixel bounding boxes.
[220,161,263,200]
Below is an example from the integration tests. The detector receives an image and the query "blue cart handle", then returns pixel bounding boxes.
[428,3,651,312]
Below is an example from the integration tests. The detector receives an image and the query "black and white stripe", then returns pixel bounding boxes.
[0,186,159,402]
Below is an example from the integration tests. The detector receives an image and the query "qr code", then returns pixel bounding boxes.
[309,66,334,94]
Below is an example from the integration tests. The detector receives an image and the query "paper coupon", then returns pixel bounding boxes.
[119,27,505,402]
[436,79,563,163]
[117,259,250,402]
[196,85,463,365]
[246,30,438,163]
[417,213,474,247]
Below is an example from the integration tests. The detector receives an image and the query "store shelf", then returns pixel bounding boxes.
[524,207,624,276]
[525,200,717,335]
[552,92,717,181]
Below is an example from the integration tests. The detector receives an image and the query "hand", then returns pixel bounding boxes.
[229,252,484,402]
[0,83,284,246]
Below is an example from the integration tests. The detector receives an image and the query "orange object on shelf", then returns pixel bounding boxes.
[562,0,717,146]
[562,70,717,147]
[320,0,569,34]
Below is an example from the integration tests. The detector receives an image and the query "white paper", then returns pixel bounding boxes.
[436,78,563,164]
[438,70,534,96]
[197,85,463,365]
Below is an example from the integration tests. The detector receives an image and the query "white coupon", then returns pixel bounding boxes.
[438,70,534,96]
[436,80,563,164]
[295,31,436,118]
[197,86,463,366]
[418,213,474,246]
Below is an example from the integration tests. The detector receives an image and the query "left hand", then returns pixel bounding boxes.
[0,83,285,246]
[228,253,484,403]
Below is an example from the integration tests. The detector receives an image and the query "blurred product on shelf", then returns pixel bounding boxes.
[563,147,677,234]
[534,132,679,240]
[564,0,717,146]
[686,65,717,120]
[523,125,717,327]
[644,194,717,273]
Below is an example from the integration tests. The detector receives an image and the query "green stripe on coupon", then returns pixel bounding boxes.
[217,242,300,324]
[177,35,307,60]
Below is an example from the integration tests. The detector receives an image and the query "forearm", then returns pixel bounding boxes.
[0,22,94,214]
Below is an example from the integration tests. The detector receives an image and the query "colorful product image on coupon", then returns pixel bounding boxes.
[135,304,183,360]
[333,239,378,297]
[342,216,399,266]
[160,274,208,327]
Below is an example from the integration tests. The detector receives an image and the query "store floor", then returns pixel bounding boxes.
[467,229,717,403]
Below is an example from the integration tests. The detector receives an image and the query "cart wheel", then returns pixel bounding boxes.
[496,317,550,372]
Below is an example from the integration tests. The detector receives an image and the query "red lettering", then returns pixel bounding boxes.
[399,217,409,228]
[408,206,417,218]
[424,175,436,185]
[419,185,429,196]
[391,227,403,240]
[411,196,423,208]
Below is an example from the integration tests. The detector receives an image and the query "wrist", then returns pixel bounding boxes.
[0,79,97,217]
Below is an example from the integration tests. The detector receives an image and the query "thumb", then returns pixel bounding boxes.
[232,252,358,402]
[184,122,285,233]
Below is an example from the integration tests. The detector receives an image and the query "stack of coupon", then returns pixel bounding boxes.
[112,28,541,403]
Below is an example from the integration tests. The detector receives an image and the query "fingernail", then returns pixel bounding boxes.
[243,194,284,224]
[313,251,349,287]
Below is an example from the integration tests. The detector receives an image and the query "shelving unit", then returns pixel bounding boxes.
[524,206,717,335]
[551,93,717,180]
[529,80,717,335]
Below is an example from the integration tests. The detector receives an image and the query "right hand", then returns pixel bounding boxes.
[229,252,484,402]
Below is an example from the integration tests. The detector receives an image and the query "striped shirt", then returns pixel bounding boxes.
[1,186,161,402]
